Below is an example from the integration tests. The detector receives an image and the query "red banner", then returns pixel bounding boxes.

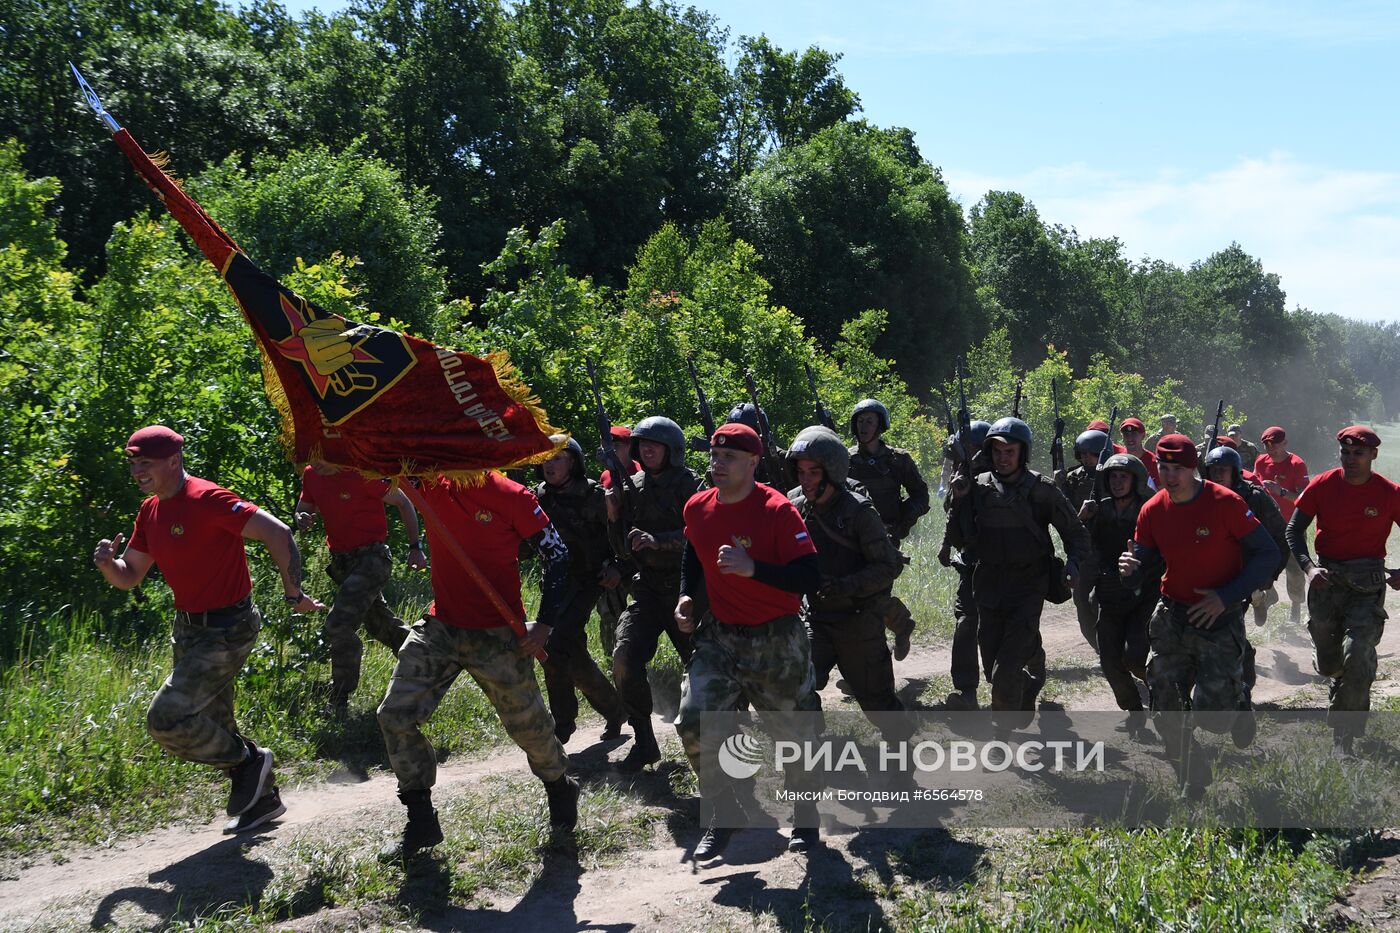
[109,129,559,479]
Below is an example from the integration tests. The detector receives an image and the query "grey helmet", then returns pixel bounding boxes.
[786,425,850,486]
[985,417,1033,466]
[726,402,763,430]
[957,419,992,448]
[1203,445,1244,485]
[1074,429,1109,458]
[1099,452,1151,499]
[538,434,585,482]
[631,416,687,468]
[849,398,891,437]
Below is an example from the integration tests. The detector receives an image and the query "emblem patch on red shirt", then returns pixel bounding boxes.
[732,534,753,549]
[475,509,493,524]
[170,523,184,537]
[1195,526,1211,538]
[1366,506,1380,517]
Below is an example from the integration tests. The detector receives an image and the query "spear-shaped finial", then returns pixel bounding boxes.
[69,62,121,133]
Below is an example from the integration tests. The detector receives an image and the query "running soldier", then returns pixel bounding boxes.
[607,416,701,772]
[848,398,929,660]
[93,426,324,833]
[1057,428,1109,650]
[534,436,628,745]
[597,425,639,657]
[1227,425,1260,466]
[1080,454,1158,737]
[1286,425,1400,758]
[294,462,426,711]
[1145,414,1177,453]
[939,420,990,710]
[675,423,822,859]
[376,471,579,861]
[1119,418,1160,488]
[1254,426,1310,622]
[786,427,905,720]
[1203,446,1289,628]
[1119,435,1279,796]
[946,418,1090,722]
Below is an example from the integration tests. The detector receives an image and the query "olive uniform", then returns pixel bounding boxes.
[1056,458,1102,650]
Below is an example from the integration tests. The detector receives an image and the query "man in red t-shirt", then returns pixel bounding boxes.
[295,462,427,710]
[1286,425,1400,757]
[374,471,579,861]
[1119,418,1160,488]
[1118,435,1279,795]
[93,425,325,834]
[1254,425,1309,621]
[674,423,823,861]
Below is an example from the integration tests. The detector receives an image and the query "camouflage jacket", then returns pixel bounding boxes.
[535,477,615,582]
[948,469,1091,574]
[621,464,700,577]
[848,442,930,543]
[789,486,902,615]
[1056,465,1098,511]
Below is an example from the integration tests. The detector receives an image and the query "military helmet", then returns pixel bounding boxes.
[849,398,891,437]
[1074,429,1109,457]
[986,417,1033,463]
[1099,453,1151,499]
[631,416,687,467]
[787,425,850,486]
[951,419,992,452]
[1203,445,1244,483]
[538,434,586,482]
[726,402,764,431]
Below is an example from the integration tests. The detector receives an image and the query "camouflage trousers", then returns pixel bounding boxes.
[1146,600,1249,714]
[613,574,693,723]
[148,601,262,770]
[377,617,569,790]
[949,560,981,693]
[1308,560,1388,727]
[542,580,625,732]
[325,542,409,702]
[595,578,629,659]
[675,613,820,801]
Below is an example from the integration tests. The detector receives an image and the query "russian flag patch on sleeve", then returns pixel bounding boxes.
[795,531,809,541]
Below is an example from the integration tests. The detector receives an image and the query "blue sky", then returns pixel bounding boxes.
[269,0,1400,323]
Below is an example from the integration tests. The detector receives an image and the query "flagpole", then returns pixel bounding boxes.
[401,483,546,661]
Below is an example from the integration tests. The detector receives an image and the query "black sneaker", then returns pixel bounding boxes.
[222,787,285,835]
[227,746,273,817]
[544,774,580,831]
[788,826,820,854]
[693,825,735,861]
[378,808,444,864]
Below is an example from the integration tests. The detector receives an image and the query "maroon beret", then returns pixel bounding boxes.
[609,425,632,440]
[1155,433,1198,468]
[1214,435,1238,450]
[711,423,763,456]
[1086,420,1110,432]
[1260,425,1286,444]
[125,425,184,459]
[1120,417,1146,432]
[1338,425,1381,449]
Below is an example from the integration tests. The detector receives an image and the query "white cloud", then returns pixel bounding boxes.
[944,153,1400,323]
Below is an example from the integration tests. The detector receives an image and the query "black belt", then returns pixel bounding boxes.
[709,613,799,637]
[175,595,253,628]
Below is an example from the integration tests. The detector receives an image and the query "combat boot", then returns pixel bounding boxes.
[693,824,735,861]
[616,718,661,773]
[945,689,979,712]
[544,773,580,831]
[379,789,444,863]
[788,801,821,854]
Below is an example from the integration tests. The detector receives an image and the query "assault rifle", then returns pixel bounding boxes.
[1204,399,1226,455]
[586,356,639,555]
[1012,379,1024,420]
[805,363,837,432]
[686,358,716,451]
[955,358,977,519]
[1049,378,1065,475]
[744,369,789,487]
[1093,405,1119,500]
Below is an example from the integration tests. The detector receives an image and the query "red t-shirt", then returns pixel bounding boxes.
[684,483,817,626]
[1294,468,1400,561]
[300,465,393,552]
[1134,480,1262,604]
[129,475,259,612]
[420,472,549,629]
[601,460,642,489]
[1253,452,1309,519]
